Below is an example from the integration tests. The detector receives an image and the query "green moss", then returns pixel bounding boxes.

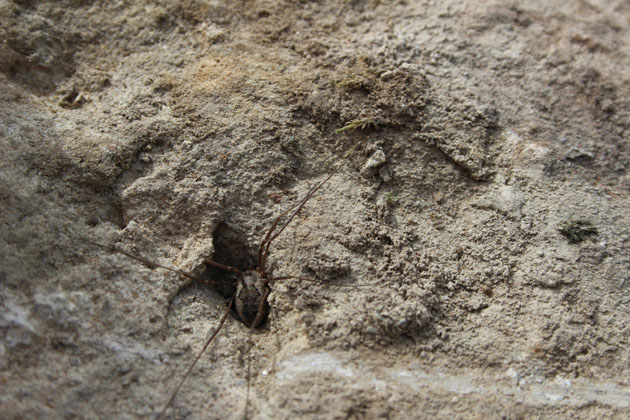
[558,219,598,243]
[335,119,375,134]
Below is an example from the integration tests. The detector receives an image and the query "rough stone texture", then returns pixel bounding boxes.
[1,1,630,419]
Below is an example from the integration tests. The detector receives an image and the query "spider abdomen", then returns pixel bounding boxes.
[234,270,271,329]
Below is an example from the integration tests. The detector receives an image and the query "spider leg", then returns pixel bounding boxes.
[259,172,336,275]
[267,275,378,288]
[88,239,236,286]
[203,258,242,276]
[156,299,233,419]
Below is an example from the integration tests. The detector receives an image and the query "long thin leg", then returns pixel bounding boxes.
[267,276,379,288]
[259,172,336,275]
[156,299,234,420]
[203,258,242,276]
[242,337,253,420]
[87,239,235,286]
[257,206,297,275]
[88,239,186,276]
[257,172,334,268]
[246,289,271,330]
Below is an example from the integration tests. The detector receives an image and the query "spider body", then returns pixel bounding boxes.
[234,270,271,329]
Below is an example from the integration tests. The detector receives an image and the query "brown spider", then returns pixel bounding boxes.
[91,172,336,419]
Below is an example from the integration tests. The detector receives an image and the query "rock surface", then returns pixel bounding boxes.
[1,1,630,419]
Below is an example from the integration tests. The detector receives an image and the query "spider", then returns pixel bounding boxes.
[90,172,336,419]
